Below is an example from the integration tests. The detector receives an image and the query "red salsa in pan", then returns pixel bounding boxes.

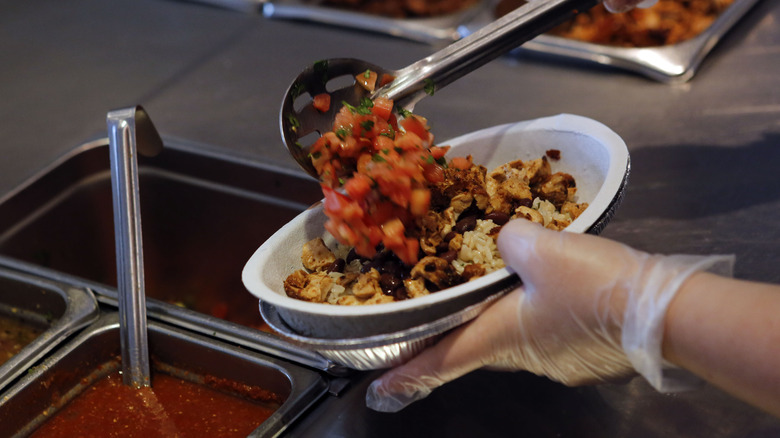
[31,371,282,438]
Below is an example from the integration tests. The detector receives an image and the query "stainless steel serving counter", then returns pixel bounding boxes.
[2,0,779,436]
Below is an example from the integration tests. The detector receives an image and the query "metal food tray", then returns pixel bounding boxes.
[0,266,99,391]
[0,313,329,437]
[0,138,347,375]
[462,0,763,82]
[261,0,760,82]
[260,290,508,370]
[262,0,489,44]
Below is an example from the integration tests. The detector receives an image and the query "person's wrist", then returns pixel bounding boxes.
[623,255,734,392]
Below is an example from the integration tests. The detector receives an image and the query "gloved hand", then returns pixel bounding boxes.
[602,0,658,13]
[366,219,733,413]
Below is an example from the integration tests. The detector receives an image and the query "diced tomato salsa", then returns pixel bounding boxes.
[309,73,450,265]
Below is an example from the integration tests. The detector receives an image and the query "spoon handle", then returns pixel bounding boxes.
[381,0,598,107]
[107,106,163,389]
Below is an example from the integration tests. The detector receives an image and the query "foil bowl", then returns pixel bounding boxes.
[243,114,630,340]
[260,290,509,370]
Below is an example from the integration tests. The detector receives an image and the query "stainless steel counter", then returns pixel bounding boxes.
[1,0,779,436]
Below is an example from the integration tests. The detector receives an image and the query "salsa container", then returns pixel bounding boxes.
[0,313,329,437]
[0,138,347,374]
[0,267,98,392]
[242,114,630,342]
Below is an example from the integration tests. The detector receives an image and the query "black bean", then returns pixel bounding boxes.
[379,273,402,294]
[382,261,403,277]
[454,215,477,234]
[392,286,408,301]
[484,211,510,225]
[517,198,532,208]
[443,231,458,242]
[346,248,360,263]
[326,258,346,273]
[440,250,458,263]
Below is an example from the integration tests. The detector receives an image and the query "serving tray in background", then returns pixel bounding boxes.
[462,0,763,82]
[262,0,761,82]
[262,0,488,44]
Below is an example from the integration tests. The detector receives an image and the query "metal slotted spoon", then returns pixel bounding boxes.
[280,0,598,180]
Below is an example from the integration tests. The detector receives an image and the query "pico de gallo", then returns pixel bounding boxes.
[308,70,468,265]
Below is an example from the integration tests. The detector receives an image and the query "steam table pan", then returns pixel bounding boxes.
[463,0,764,82]
[0,313,329,437]
[0,266,99,392]
[263,0,761,82]
[0,138,347,374]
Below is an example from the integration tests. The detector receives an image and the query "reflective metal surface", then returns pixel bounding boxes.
[466,0,765,82]
[264,0,761,82]
[280,0,599,179]
[263,0,485,44]
[0,267,99,392]
[1,0,778,435]
[260,291,507,370]
[107,105,163,388]
[0,139,340,374]
[0,313,329,437]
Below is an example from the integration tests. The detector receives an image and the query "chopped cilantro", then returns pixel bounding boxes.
[361,120,375,131]
[358,97,374,114]
[372,154,387,163]
[313,60,329,84]
[363,69,371,79]
[342,101,358,113]
[290,82,306,100]
[309,151,321,159]
[379,125,395,139]
[287,115,301,132]
[423,78,435,96]
[343,98,374,115]
[397,107,413,118]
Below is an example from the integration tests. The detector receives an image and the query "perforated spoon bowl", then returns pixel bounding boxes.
[280,0,598,179]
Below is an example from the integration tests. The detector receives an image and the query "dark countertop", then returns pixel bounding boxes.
[2,0,779,436]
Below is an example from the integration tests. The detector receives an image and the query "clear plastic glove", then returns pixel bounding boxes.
[366,219,733,413]
[602,0,658,13]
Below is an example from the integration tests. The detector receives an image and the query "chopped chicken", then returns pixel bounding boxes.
[283,270,333,303]
[404,278,430,299]
[301,237,336,271]
[411,256,463,291]
[534,172,576,208]
[462,264,487,281]
[352,269,382,299]
[562,201,588,219]
[283,152,588,306]
[514,205,544,224]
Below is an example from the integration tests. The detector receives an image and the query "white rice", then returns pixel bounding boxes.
[452,219,505,274]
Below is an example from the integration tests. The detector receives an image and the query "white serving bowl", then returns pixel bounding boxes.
[242,114,629,339]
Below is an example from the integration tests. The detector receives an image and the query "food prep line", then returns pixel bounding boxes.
[1,0,779,436]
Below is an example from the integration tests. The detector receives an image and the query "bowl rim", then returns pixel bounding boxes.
[242,113,628,318]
